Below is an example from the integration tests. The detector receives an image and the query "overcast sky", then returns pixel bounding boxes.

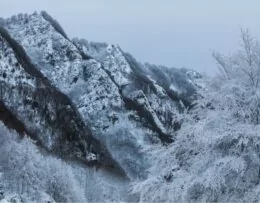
[1,0,260,75]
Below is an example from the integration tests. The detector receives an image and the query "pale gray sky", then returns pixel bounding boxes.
[1,0,260,75]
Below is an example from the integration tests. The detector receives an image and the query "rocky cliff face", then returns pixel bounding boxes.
[0,12,202,202]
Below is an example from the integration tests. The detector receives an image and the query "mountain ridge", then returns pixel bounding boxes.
[0,10,201,162]
[0,11,203,202]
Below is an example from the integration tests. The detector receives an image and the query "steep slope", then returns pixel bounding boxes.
[0,16,123,175]
[0,11,202,202]
[73,38,200,141]
[0,11,200,178]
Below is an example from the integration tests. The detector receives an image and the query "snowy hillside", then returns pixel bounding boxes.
[0,11,259,203]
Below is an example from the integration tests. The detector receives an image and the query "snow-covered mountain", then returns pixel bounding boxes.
[0,11,203,202]
[1,11,259,203]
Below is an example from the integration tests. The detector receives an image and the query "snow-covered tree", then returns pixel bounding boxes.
[213,29,260,87]
[131,30,260,202]
[206,29,260,124]
[0,123,125,202]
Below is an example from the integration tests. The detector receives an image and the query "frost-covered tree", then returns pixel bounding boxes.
[131,30,260,202]
[0,123,126,202]
[213,29,260,87]
[206,29,260,124]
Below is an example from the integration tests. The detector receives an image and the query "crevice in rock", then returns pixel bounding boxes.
[121,94,174,143]
[41,11,92,61]
[40,11,68,40]
[0,100,32,138]
[99,63,174,143]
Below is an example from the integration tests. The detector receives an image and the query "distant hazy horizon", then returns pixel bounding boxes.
[1,0,260,75]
